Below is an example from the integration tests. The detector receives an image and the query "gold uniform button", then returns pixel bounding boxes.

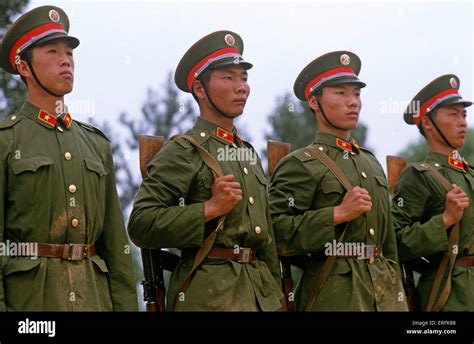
[249,196,255,205]
[71,218,79,227]
[318,146,324,151]
[369,257,375,265]
[243,167,249,175]
[11,115,16,120]
[200,132,206,137]
[434,163,440,167]
[64,152,72,161]
[361,172,367,179]
[68,184,77,193]
[57,126,64,133]
[254,226,262,234]
[369,228,375,236]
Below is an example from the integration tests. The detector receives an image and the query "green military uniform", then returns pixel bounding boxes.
[128,31,283,311]
[269,51,408,311]
[0,6,138,311]
[392,74,474,311]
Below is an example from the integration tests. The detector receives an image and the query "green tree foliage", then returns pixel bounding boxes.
[0,0,29,119]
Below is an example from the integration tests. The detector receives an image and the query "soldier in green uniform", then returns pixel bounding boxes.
[392,74,474,311]
[268,51,408,311]
[128,30,283,311]
[0,6,138,311]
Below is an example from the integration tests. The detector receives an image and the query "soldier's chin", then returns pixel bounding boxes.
[454,137,465,149]
[229,111,243,118]
[341,120,358,130]
[55,85,74,95]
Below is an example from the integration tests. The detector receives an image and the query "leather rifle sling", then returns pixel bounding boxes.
[171,135,226,311]
[304,146,354,312]
[419,163,460,312]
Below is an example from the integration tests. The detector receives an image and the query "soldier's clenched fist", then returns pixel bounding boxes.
[442,184,469,228]
[204,174,242,221]
[334,186,372,225]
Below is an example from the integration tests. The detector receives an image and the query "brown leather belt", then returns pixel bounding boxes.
[455,255,474,267]
[182,247,256,263]
[12,243,96,261]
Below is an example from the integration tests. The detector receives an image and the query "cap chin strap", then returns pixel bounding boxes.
[426,112,456,149]
[199,78,235,120]
[316,98,346,131]
[23,53,65,98]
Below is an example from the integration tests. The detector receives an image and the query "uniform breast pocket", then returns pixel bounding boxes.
[374,175,389,190]
[84,159,109,201]
[318,179,345,208]
[10,157,54,207]
[255,172,269,192]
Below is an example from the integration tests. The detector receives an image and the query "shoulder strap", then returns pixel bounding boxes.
[304,146,353,311]
[417,163,460,312]
[170,134,226,311]
[305,146,354,191]
[171,134,223,177]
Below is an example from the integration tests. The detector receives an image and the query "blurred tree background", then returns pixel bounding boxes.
[0,0,29,120]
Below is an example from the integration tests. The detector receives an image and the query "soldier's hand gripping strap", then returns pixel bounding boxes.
[416,163,460,312]
[304,146,354,311]
[170,134,226,311]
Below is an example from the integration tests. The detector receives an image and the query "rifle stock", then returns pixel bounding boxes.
[386,155,416,311]
[138,135,167,312]
[267,140,294,311]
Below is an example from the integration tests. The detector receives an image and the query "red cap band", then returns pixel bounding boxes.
[10,23,64,69]
[186,47,240,91]
[413,88,459,125]
[304,66,355,99]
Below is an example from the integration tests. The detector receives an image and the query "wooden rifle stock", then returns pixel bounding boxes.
[386,155,416,311]
[267,140,294,311]
[139,135,166,312]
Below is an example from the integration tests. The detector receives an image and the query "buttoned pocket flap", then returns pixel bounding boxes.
[12,157,53,174]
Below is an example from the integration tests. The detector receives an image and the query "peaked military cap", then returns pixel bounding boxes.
[294,51,366,101]
[404,74,472,125]
[0,5,80,74]
[174,30,253,93]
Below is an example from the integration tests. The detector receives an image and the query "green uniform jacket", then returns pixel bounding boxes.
[392,152,474,311]
[0,101,138,311]
[269,132,408,311]
[128,117,283,311]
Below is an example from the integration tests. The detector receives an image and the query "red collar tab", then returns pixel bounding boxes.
[336,137,353,152]
[448,157,465,171]
[37,110,72,129]
[38,110,58,127]
[62,113,73,128]
[216,127,235,145]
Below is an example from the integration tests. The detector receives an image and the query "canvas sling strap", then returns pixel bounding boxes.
[304,146,354,312]
[415,163,460,312]
[170,134,226,311]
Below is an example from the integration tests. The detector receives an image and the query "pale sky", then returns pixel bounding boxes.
[27,0,474,166]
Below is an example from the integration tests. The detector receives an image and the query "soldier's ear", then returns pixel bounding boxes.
[192,80,207,100]
[421,115,433,133]
[308,95,319,112]
[16,59,31,79]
